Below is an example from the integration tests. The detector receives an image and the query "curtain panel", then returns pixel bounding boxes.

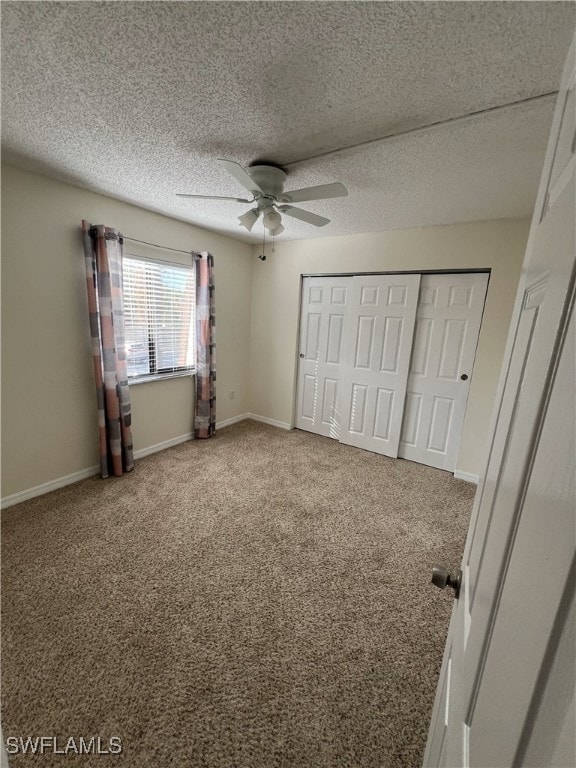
[194,251,216,438]
[82,221,134,477]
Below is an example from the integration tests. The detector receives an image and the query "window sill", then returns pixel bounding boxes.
[127,370,195,386]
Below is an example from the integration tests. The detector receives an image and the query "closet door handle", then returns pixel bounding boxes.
[299,353,305,358]
[460,373,469,381]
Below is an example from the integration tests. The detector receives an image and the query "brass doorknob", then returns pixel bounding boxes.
[431,566,462,599]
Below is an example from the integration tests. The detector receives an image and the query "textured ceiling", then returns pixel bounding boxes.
[2,1,575,242]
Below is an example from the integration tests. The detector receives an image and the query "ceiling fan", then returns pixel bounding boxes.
[177,159,348,236]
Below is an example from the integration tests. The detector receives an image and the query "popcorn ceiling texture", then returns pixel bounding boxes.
[1,421,475,768]
[1,1,574,241]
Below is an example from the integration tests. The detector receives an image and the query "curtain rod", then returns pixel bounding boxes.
[122,235,193,257]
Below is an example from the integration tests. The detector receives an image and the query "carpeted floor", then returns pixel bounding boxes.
[1,420,475,768]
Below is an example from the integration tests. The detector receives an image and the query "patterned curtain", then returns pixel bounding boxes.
[82,221,134,477]
[194,251,216,438]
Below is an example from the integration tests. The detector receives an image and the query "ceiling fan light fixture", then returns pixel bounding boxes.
[262,206,282,229]
[238,208,260,232]
[268,223,284,237]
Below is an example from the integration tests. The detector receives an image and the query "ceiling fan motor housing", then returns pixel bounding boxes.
[247,164,287,199]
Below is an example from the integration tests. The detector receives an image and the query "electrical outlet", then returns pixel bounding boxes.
[229,390,235,400]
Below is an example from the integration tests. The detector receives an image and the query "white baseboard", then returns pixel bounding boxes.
[1,416,291,509]
[454,470,479,484]
[216,413,250,429]
[1,432,195,509]
[216,413,291,431]
[133,432,193,459]
[1,465,100,509]
[246,413,292,430]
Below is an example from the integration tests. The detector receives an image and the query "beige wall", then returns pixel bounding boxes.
[1,163,529,497]
[248,220,530,477]
[1,164,253,498]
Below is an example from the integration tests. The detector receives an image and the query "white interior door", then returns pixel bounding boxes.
[424,38,575,768]
[399,273,488,472]
[338,274,420,457]
[295,276,350,438]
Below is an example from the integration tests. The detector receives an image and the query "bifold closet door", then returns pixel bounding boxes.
[398,273,489,471]
[338,274,421,457]
[295,276,350,438]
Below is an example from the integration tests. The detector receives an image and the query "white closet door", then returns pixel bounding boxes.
[399,273,489,472]
[295,276,350,438]
[338,274,421,457]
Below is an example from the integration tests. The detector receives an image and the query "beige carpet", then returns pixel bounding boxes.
[1,420,474,767]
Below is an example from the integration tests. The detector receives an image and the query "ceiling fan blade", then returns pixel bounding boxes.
[279,182,347,204]
[238,208,261,232]
[279,205,330,227]
[176,194,252,202]
[218,159,264,195]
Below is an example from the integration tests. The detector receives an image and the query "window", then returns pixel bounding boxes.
[123,255,195,380]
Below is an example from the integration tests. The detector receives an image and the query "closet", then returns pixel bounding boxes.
[295,272,489,472]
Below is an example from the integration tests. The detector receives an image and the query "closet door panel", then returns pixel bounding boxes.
[399,273,489,471]
[295,276,351,438]
[338,274,421,457]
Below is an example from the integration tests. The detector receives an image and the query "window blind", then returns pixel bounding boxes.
[123,256,195,379]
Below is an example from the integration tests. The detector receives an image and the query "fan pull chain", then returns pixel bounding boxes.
[258,227,267,261]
